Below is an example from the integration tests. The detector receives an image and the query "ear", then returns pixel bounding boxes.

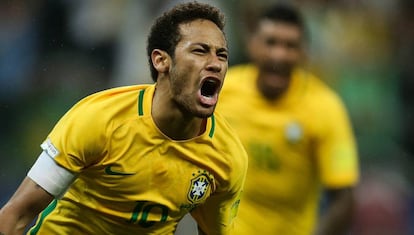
[151,49,170,75]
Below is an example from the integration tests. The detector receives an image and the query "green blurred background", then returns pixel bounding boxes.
[1,0,413,234]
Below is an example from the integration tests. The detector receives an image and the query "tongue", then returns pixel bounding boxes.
[199,93,217,107]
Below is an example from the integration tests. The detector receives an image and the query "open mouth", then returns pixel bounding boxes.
[201,78,220,98]
[198,78,221,107]
[263,62,292,77]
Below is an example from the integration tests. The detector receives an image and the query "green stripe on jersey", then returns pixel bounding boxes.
[209,114,215,138]
[138,89,145,116]
[29,199,58,235]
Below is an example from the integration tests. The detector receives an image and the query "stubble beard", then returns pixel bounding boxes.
[169,68,213,119]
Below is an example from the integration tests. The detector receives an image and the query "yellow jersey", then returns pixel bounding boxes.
[28,84,248,235]
[216,64,359,235]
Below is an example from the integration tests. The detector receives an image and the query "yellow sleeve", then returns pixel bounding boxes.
[316,93,359,188]
[190,119,248,235]
[46,94,109,172]
[191,189,243,235]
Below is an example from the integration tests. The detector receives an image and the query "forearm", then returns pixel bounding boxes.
[0,204,37,235]
[316,208,353,235]
[0,177,54,235]
[315,188,354,235]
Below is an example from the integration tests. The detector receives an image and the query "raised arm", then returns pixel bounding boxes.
[0,177,54,235]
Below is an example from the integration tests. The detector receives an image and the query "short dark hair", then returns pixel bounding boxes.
[147,1,226,82]
[252,3,306,37]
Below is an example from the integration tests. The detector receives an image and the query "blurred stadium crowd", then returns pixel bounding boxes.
[1,0,413,234]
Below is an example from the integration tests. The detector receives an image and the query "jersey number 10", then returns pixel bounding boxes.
[128,200,169,227]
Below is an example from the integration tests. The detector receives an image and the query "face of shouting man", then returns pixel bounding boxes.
[167,19,228,118]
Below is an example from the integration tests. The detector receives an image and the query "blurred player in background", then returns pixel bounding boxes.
[0,2,247,234]
[216,3,359,235]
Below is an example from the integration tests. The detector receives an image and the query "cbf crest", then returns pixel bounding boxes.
[285,121,303,144]
[187,170,213,204]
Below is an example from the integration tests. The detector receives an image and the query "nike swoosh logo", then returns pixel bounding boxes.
[104,165,135,176]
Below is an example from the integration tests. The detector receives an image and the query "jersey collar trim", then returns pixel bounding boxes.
[208,114,215,138]
[138,88,145,116]
[137,86,215,138]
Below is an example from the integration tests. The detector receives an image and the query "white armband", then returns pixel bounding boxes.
[28,151,77,198]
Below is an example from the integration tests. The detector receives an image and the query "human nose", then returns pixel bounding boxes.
[269,44,289,60]
[205,55,225,73]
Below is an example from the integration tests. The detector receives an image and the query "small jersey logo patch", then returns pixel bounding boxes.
[285,121,303,144]
[187,171,213,204]
[104,165,135,176]
[40,138,60,158]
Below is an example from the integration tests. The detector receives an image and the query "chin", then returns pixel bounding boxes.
[262,88,285,100]
[195,110,214,119]
[194,106,215,118]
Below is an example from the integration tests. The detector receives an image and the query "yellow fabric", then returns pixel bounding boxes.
[216,64,359,235]
[28,84,248,235]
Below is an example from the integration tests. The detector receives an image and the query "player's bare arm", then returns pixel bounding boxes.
[316,187,354,235]
[0,177,54,235]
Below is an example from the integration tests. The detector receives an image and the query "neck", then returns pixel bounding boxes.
[155,112,205,140]
[256,72,291,101]
[151,86,206,140]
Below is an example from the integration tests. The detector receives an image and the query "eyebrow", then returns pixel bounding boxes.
[195,42,228,53]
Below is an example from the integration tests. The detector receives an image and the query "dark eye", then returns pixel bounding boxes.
[218,52,228,60]
[193,48,206,54]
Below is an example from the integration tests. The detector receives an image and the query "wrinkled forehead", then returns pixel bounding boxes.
[178,19,228,49]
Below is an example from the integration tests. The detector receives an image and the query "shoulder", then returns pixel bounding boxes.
[293,71,352,129]
[220,64,258,101]
[56,84,153,133]
[78,85,151,107]
[211,112,248,169]
[211,112,248,190]
[296,70,346,109]
[72,85,151,117]
[224,64,257,85]
[47,84,154,166]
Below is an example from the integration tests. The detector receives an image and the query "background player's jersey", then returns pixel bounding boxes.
[216,64,359,235]
[29,84,247,235]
